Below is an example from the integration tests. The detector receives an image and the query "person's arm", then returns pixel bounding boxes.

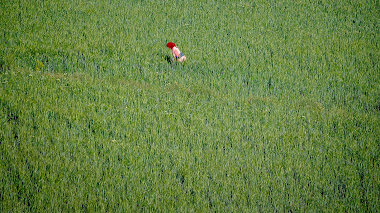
[173,47,181,58]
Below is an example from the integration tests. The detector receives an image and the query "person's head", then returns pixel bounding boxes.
[166,42,176,49]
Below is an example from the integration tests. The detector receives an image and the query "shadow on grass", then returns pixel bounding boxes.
[164,55,173,64]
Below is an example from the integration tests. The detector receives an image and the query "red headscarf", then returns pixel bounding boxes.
[166,42,176,49]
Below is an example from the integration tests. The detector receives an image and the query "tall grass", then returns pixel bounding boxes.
[1,0,379,211]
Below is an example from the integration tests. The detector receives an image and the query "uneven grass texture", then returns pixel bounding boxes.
[1,0,379,212]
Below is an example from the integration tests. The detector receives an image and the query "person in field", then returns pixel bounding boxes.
[166,42,186,62]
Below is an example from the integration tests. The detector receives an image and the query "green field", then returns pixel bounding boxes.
[1,0,379,211]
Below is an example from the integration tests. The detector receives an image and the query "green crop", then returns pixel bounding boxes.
[1,0,379,212]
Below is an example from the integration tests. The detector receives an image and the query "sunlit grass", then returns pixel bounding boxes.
[1,0,379,212]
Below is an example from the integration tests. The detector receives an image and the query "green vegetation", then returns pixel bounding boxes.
[1,0,379,211]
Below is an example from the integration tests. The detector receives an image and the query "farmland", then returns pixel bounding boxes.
[1,0,379,211]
